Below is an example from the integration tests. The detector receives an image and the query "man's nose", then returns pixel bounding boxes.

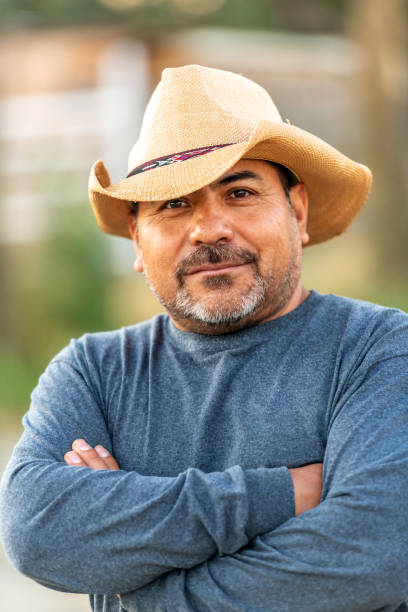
[188,196,234,246]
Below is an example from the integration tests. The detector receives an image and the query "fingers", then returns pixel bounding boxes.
[64,450,87,467]
[64,439,119,471]
[94,444,120,470]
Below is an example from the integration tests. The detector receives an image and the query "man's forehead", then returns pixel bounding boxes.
[185,159,273,198]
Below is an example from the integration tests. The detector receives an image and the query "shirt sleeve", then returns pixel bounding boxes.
[0,343,294,596]
[120,340,408,611]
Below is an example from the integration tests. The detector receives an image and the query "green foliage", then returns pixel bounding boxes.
[0,0,348,33]
[36,205,113,341]
[0,202,116,421]
[0,352,39,424]
[356,284,408,314]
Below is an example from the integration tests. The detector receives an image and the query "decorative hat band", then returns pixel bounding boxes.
[89,65,373,244]
[126,143,234,178]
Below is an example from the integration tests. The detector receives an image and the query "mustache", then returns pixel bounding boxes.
[175,244,258,279]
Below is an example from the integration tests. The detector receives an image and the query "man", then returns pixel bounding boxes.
[1,64,408,611]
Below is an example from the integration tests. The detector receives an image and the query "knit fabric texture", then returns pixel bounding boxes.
[1,291,408,611]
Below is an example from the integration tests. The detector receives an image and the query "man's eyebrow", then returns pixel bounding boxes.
[215,171,265,187]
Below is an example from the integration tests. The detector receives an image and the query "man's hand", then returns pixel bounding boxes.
[289,463,323,516]
[64,439,119,471]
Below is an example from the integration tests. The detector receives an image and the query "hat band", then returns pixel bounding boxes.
[127,143,234,178]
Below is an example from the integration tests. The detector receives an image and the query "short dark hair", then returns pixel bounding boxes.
[129,201,139,216]
[268,162,299,196]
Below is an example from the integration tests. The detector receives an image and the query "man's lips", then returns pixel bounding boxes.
[175,245,258,281]
[186,262,248,276]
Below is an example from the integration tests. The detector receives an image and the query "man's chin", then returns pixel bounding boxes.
[169,294,267,335]
[170,312,258,335]
[162,274,269,333]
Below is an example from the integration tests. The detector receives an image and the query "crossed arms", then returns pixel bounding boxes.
[1,344,408,611]
[64,440,323,517]
[64,440,322,607]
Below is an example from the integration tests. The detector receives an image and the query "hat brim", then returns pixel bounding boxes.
[88,120,372,246]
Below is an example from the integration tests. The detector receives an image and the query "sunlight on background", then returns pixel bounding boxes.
[1,0,407,433]
[1,0,407,435]
[171,0,226,17]
[99,0,147,10]
[99,0,226,14]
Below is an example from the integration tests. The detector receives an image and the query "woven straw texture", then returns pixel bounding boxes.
[88,64,372,246]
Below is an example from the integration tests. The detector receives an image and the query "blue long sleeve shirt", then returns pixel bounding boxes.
[1,291,408,611]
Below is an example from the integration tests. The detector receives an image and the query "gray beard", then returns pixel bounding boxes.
[141,241,301,332]
[172,270,267,324]
[142,243,269,327]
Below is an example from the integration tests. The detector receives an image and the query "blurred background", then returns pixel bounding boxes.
[0,0,407,609]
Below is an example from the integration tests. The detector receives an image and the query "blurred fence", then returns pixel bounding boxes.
[1,21,407,423]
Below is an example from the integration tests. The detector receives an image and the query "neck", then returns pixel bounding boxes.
[265,284,310,322]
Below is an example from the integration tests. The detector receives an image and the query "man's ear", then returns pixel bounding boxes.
[290,183,309,246]
[128,215,144,273]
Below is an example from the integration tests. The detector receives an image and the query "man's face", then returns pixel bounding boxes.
[129,159,309,334]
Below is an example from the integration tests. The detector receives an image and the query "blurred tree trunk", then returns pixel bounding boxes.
[347,0,408,283]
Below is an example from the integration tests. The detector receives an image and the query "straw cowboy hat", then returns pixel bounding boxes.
[88,64,372,246]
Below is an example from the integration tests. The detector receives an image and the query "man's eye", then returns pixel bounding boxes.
[230,189,252,198]
[163,199,187,209]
